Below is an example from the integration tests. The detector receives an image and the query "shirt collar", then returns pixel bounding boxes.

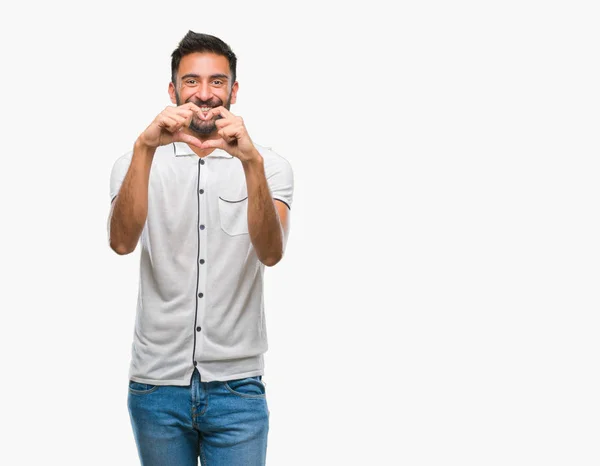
[173,142,233,159]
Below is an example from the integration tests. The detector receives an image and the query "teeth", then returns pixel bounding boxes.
[200,107,211,112]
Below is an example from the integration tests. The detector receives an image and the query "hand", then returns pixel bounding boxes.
[138,103,205,149]
[197,107,260,163]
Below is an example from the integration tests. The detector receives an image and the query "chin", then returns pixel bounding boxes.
[190,122,216,136]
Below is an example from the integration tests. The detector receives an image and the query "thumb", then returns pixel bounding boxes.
[200,138,226,150]
[174,129,203,149]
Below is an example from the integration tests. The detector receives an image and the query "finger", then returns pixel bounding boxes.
[162,104,194,121]
[175,131,204,149]
[215,106,234,118]
[172,109,195,127]
[178,102,205,119]
[219,124,244,141]
[164,106,197,128]
[158,115,183,133]
[167,114,190,132]
[169,113,189,127]
[218,127,231,142]
[199,138,226,150]
[169,107,195,120]
[215,117,234,129]
[204,106,234,121]
[179,101,201,112]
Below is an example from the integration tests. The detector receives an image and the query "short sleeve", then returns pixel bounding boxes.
[264,150,294,210]
[109,151,133,203]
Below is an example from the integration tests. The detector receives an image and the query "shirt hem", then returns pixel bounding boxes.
[129,370,265,386]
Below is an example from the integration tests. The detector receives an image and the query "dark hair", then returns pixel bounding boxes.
[171,31,237,85]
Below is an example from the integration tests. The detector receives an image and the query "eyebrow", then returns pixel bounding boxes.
[180,73,229,81]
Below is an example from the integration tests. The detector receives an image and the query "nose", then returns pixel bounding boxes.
[195,82,212,102]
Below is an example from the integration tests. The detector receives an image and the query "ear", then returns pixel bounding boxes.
[168,82,177,104]
[230,81,239,105]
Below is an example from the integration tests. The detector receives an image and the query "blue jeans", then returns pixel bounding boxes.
[127,368,269,465]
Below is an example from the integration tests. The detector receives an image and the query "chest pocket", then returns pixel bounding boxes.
[218,194,249,236]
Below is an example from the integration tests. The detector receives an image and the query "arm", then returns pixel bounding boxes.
[242,152,290,267]
[108,103,205,255]
[109,141,156,255]
[195,106,293,266]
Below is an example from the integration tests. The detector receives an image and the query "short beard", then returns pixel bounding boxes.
[175,89,231,136]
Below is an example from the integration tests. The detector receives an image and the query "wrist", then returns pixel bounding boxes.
[134,138,158,157]
[241,149,264,167]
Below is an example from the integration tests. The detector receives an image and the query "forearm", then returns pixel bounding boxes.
[243,153,283,266]
[109,141,156,255]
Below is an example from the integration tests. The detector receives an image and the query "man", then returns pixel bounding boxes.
[107,31,293,466]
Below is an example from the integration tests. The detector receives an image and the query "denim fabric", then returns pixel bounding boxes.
[127,368,269,465]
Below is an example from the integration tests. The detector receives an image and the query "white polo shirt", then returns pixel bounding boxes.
[108,142,293,385]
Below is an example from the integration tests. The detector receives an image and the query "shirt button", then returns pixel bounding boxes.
[199,259,205,264]
[200,225,205,230]
[194,361,197,366]
[198,293,204,298]
[196,326,201,332]
[199,189,204,194]
[199,159,205,165]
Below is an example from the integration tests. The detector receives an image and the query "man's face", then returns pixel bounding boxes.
[169,52,238,136]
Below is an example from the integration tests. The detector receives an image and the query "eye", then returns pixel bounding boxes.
[186,79,198,85]
[212,80,223,85]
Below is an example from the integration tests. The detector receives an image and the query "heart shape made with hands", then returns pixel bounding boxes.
[184,105,257,161]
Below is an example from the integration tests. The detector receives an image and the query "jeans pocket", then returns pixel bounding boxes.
[128,380,159,395]
[223,376,266,398]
